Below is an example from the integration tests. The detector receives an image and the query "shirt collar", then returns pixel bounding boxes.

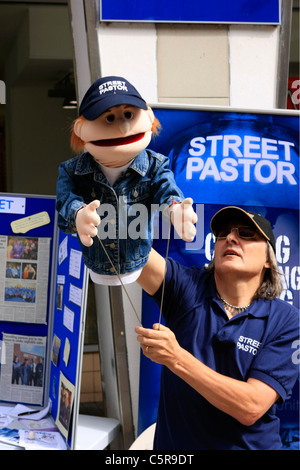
[207,273,270,319]
[128,150,149,176]
[75,153,97,175]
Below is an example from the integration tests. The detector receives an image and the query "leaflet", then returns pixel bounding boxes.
[0,333,46,405]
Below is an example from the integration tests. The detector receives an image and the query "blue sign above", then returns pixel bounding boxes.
[100,0,280,24]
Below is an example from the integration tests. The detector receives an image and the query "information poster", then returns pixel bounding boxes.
[139,106,300,449]
[0,194,56,408]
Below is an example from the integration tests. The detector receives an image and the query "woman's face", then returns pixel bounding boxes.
[213,222,270,282]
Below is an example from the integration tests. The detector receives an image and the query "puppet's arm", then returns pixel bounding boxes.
[168,198,197,242]
[56,163,86,234]
[56,161,100,246]
[75,201,100,246]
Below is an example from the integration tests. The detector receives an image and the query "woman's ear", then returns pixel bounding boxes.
[264,259,271,269]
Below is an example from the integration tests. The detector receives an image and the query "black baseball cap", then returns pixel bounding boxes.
[79,76,148,120]
[210,206,276,253]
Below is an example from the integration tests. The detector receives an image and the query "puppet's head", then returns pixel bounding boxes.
[71,76,160,168]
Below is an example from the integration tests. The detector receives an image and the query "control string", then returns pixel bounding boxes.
[96,215,172,328]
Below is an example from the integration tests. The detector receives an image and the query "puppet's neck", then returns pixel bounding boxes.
[93,154,134,168]
[98,161,132,185]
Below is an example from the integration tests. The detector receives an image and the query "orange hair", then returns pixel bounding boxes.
[152,116,161,136]
[70,110,161,154]
[70,116,86,154]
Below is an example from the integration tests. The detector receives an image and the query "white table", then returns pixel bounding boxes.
[75,414,120,450]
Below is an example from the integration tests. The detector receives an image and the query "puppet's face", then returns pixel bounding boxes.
[74,105,155,167]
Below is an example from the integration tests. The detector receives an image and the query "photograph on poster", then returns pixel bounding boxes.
[55,372,74,439]
[0,235,51,323]
[56,284,64,310]
[51,335,61,367]
[0,333,46,405]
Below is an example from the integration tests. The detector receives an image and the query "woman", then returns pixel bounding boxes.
[135,206,299,450]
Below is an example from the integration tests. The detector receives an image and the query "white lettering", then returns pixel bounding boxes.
[237,336,261,356]
[276,162,297,185]
[206,135,223,156]
[254,160,277,184]
[205,233,215,261]
[186,157,204,179]
[199,157,221,181]
[188,137,206,156]
[276,235,290,264]
[220,158,238,181]
[98,80,128,96]
[186,133,297,186]
[237,158,256,182]
[291,79,300,105]
[291,340,300,365]
[291,266,300,290]
[244,135,261,158]
[261,138,279,160]
[278,140,294,162]
[223,135,243,157]
[188,135,295,162]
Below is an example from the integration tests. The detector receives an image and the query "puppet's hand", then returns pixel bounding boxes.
[75,200,100,247]
[169,198,197,242]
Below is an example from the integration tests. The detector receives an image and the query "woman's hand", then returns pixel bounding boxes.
[135,323,182,367]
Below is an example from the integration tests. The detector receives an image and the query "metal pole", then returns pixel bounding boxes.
[276,0,293,108]
[109,286,135,449]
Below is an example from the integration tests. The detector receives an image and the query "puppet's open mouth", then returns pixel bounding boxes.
[91,133,145,147]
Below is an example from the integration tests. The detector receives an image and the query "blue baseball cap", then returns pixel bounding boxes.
[79,76,148,120]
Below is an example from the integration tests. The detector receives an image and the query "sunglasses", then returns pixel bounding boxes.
[216,226,258,240]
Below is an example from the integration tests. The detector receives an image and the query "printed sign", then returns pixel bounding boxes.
[0,197,26,215]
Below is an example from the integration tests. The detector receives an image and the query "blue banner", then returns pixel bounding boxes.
[100,0,280,24]
[138,107,300,449]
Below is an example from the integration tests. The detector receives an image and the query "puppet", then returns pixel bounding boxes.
[56,76,197,285]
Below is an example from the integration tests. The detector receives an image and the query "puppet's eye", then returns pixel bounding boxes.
[105,114,115,123]
[124,111,134,120]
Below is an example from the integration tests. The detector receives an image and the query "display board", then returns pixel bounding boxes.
[0,194,56,408]
[138,106,300,449]
[49,229,88,449]
[0,193,88,449]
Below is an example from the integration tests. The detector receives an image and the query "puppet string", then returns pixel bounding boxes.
[96,213,171,330]
[96,234,142,326]
[158,217,171,329]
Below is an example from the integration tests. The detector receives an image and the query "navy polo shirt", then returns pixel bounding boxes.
[152,258,299,450]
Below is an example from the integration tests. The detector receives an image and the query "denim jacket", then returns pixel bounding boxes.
[56,149,184,275]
